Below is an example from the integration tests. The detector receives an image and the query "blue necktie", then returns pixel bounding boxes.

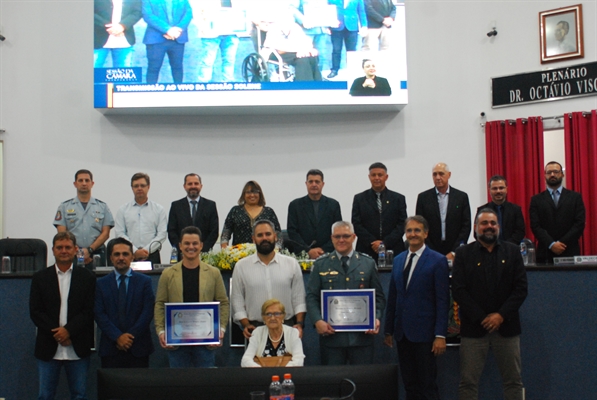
[118,274,127,331]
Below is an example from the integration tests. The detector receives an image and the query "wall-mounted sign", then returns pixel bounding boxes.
[492,61,597,108]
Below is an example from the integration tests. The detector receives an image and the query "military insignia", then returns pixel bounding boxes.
[54,211,62,221]
[329,271,339,275]
[95,218,100,223]
[319,272,329,276]
[67,209,75,213]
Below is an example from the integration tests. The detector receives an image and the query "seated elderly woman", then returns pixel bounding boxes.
[221,181,281,248]
[241,299,305,367]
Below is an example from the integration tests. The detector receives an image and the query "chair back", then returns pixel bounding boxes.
[0,238,47,272]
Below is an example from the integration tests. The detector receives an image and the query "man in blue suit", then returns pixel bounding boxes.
[142,0,193,83]
[327,0,367,78]
[384,215,450,400]
[95,237,155,368]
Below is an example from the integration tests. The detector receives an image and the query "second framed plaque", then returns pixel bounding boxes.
[321,289,375,331]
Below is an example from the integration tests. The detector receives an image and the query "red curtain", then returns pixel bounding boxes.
[564,110,597,256]
[485,117,545,243]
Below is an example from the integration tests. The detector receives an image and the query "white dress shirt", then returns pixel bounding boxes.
[54,264,79,360]
[114,199,167,253]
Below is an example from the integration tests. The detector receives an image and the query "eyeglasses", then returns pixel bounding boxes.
[245,190,261,194]
[132,184,148,188]
[264,312,284,318]
[332,234,353,240]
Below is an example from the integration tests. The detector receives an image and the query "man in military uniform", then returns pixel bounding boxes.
[54,169,114,268]
[306,220,386,365]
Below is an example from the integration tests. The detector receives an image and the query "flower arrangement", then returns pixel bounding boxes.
[200,243,313,272]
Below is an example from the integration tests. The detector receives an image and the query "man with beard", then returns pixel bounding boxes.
[94,238,155,368]
[154,226,229,367]
[476,175,525,245]
[307,221,385,365]
[452,209,528,400]
[168,173,219,256]
[529,161,585,263]
[231,220,307,339]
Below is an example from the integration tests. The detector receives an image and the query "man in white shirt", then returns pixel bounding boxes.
[29,232,96,400]
[231,220,307,339]
[115,172,167,264]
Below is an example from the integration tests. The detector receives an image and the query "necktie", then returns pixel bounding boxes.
[376,192,382,236]
[341,256,349,274]
[403,253,416,290]
[118,274,127,331]
[553,190,560,207]
[191,200,198,224]
[496,205,503,240]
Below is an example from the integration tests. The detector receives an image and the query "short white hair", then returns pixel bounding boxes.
[331,221,354,234]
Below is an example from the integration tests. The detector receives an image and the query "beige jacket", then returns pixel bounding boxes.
[154,261,229,335]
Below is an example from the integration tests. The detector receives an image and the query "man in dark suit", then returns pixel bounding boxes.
[307,221,385,365]
[142,0,192,83]
[168,173,219,255]
[452,208,528,400]
[95,237,155,368]
[416,162,471,260]
[351,162,407,260]
[287,169,342,259]
[29,232,96,400]
[476,175,525,245]
[529,161,586,263]
[94,0,142,67]
[384,216,450,400]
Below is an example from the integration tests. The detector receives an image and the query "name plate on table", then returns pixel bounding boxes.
[574,256,597,264]
[321,289,375,331]
[165,302,220,346]
[553,257,575,266]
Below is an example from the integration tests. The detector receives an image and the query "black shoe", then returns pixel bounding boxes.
[327,70,338,79]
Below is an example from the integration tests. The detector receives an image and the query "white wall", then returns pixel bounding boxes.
[0,0,596,260]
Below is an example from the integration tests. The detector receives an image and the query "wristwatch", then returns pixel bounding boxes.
[88,247,94,255]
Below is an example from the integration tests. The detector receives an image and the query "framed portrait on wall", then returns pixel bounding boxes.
[540,4,584,63]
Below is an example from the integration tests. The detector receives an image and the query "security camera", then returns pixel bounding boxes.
[486,29,497,37]
[0,34,5,41]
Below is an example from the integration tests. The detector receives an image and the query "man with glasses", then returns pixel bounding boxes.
[231,220,307,339]
[307,221,385,365]
[529,161,585,263]
[115,173,167,265]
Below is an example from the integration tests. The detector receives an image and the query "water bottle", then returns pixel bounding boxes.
[1,256,11,274]
[521,238,536,266]
[77,248,85,266]
[378,242,386,268]
[269,375,282,400]
[520,240,528,266]
[170,247,178,264]
[281,373,295,400]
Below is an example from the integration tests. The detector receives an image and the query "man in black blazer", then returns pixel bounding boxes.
[29,232,96,400]
[287,169,342,258]
[530,161,586,263]
[452,209,528,400]
[477,175,525,245]
[351,162,407,259]
[168,173,219,254]
[95,238,155,368]
[94,0,142,67]
[416,162,471,260]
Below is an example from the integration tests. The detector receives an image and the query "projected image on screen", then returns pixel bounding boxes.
[93,0,408,110]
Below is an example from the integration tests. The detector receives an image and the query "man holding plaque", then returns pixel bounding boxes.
[231,220,307,339]
[384,216,450,400]
[95,237,155,368]
[306,221,385,365]
[154,226,229,368]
